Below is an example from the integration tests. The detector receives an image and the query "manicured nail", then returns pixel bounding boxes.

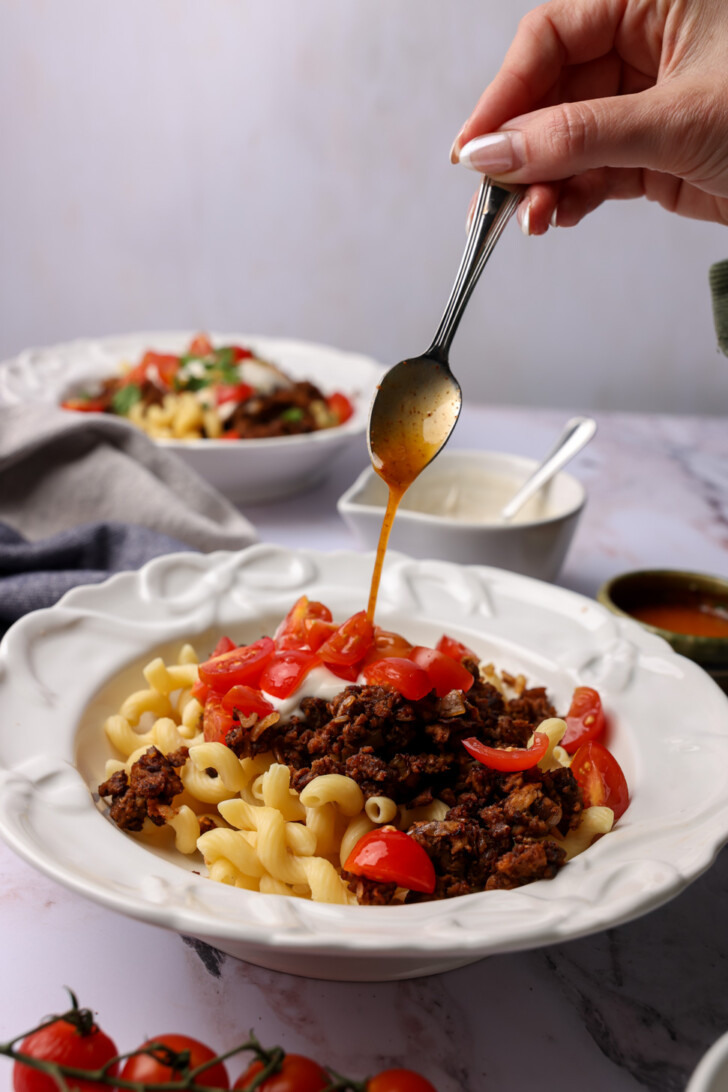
[519,200,531,237]
[458,132,522,174]
[449,126,466,164]
[550,206,559,228]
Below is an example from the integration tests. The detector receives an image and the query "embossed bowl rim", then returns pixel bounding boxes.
[1,545,728,963]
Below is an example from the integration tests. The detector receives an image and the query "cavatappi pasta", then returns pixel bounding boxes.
[97,634,620,906]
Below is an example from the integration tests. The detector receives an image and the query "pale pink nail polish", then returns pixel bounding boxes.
[458,133,522,174]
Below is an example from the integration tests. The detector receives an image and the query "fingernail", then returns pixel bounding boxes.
[550,206,559,228]
[519,200,531,237]
[449,126,466,164]
[458,132,522,174]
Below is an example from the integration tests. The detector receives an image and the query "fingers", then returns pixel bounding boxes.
[451,0,628,161]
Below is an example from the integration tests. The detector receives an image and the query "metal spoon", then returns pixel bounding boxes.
[500,416,597,521]
[368,177,522,489]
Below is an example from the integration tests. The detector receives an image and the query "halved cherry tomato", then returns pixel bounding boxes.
[203,691,235,744]
[60,398,107,413]
[436,633,477,664]
[233,1053,329,1091]
[259,649,319,699]
[188,333,214,357]
[230,345,253,362]
[367,1070,438,1092]
[139,351,180,388]
[344,828,436,893]
[211,636,237,658]
[14,1006,119,1092]
[318,611,374,667]
[410,647,474,697]
[361,627,413,666]
[191,678,209,703]
[360,658,431,701]
[327,662,362,682]
[215,383,254,406]
[275,597,332,650]
[561,686,606,754]
[120,1034,228,1088]
[199,637,275,692]
[326,391,354,424]
[462,731,549,771]
[221,685,275,719]
[303,617,338,652]
[221,431,241,440]
[570,741,630,821]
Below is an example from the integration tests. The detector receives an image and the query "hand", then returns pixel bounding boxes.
[451,0,728,233]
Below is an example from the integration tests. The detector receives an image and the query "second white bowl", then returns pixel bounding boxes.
[337,449,586,582]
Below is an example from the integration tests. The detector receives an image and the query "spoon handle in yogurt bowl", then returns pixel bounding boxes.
[500,415,597,521]
[428,177,522,363]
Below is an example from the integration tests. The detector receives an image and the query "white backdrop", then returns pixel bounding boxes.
[1,0,727,415]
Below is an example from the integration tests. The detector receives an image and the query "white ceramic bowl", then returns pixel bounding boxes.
[2,545,728,982]
[687,1031,728,1092]
[338,450,586,581]
[0,333,385,504]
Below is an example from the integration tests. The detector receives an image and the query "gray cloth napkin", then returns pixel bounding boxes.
[0,404,258,550]
[0,404,258,628]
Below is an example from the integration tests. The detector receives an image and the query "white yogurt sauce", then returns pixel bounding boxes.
[262,663,354,719]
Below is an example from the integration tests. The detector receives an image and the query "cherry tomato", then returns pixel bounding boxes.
[367,1069,438,1092]
[360,657,431,701]
[410,646,474,697]
[344,828,436,893]
[260,649,319,698]
[120,1034,229,1087]
[318,611,374,667]
[221,684,275,719]
[303,617,338,652]
[326,661,362,682]
[211,636,237,658]
[326,391,354,424]
[275,597,332,650]
[221,430,242,440]
[230,345,254,361]
[561,686,606,754]
[14,1010,118,1092]
[361,627,413,666]
[139,351,181,388]
[60,398,106,413]
[215,383,254,406]
[570,741,630,821]
[199,637,275,692]
[435,633,477,664]
[462,731,549,771]
[188,333,214,357]
[233,1053,329,1091]
[203,691,236,744]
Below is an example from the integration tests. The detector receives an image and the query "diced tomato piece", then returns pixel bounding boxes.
[221,685,275,719]
[304,617,339,652]
[410,646,474,697]
[462,731,549,771]
[139,351,180,388]
[318,611,374,667]
[198,637,275,692]
[361,627,413,666]
[276,597,333,650]
[360,657,432,701]
[191,678,209,703]
[203,691,235,744]
[436,633,478,663]
[230,345,253,361]
[327,662,362,682]
[215,382,254,406]
[210,635,237,658]
[259,649,320,699]
[60,398,107,413]
[188,333,214,357]
[220,430,241,440]
[344,828,436,893]
[570,741,630,821]
[561,686,607,754]
[326,391,354,424]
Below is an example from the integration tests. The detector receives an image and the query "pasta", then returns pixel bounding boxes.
[97,613,628,907]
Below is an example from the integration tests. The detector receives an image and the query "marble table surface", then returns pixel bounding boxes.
[1,403,727,1092]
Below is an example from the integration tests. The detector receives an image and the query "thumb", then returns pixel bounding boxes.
[457,84,706,184]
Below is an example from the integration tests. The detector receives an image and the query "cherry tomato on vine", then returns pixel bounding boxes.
[410,646,474,697]
[360,657,431,701]
[233,1053,329,1091]
[367,1069,439,1092]
[462,731,549,771]
[13,1008,118,1092]
[561,686,606,754]
[344,827,436,893]
[199,637,275,692]
[570,741,630,822]
[120,1034,229,1087]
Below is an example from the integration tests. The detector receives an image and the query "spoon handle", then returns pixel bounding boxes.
[428,177,522,362]
[500,416,597,521]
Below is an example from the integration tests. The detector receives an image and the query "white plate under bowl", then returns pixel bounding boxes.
[687,1031,728,1092]
[1,546,728,982]
[0,333,384,504]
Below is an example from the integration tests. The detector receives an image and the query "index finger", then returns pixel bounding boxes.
[453,0,626,155]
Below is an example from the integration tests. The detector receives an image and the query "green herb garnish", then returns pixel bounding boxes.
[111,384,142,416]
[280,406,305,423]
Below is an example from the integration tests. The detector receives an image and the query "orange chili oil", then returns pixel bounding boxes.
[628,600,728,638]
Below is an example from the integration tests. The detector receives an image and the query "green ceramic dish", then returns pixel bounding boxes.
[597,569,728,692]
